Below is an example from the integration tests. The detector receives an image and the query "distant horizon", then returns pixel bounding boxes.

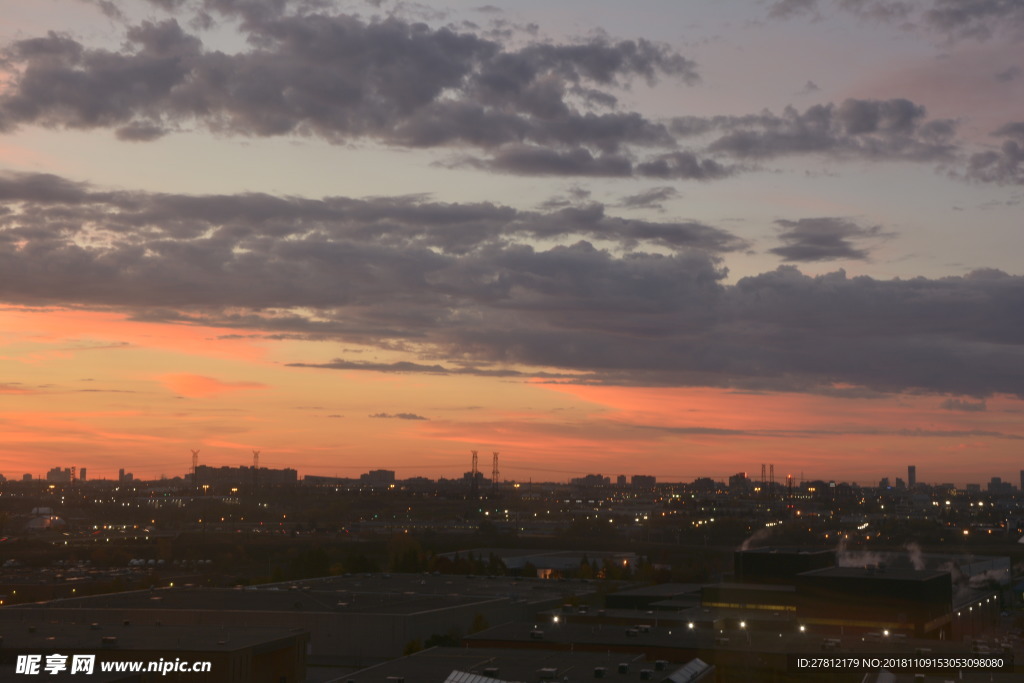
[7,460,1020,490]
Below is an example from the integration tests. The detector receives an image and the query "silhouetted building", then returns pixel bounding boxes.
[988,477,1013,495]
[631,475,656,488]
[194,465,296,490]
[359,469,395,485]
[908,465,916,489]
[728,472,749,491]
[47,467,73,483]
[570,474,610,487]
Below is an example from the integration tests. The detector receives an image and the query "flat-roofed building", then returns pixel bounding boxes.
[340,646,712,683]
[12,574,598,670]
[0,614,307,683]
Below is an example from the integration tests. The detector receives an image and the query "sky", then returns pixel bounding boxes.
[0,0,1022,486]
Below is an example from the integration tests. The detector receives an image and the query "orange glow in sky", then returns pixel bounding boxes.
[1,306,1020,486]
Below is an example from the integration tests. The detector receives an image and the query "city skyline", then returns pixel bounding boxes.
[3,459,1018,491]
[1,0,1023,485]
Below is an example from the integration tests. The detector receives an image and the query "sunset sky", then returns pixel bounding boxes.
[1,0,1022,485]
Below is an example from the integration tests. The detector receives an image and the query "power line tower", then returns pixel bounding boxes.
[760,463,767,499]
[491,452,499,493]
[470,450,479,499]
[252,450,260,491]
[769,464,775,502]
[191,449,200,492]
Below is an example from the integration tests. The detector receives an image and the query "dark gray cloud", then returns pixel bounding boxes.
[7,6,991,183]
[617,187,679,210]
[0,171,744,255]
[964,122,1024,184]
[2,172,1023,398]
[645,423,1020,440]
[923,0,1024,40]
[994,66,1021,83]
[536,186,591,210]
[369,412,428,420]
[769,0,819,19]
[699,99,957,162]
[837,0,912,22]
[288,358,578,379]
[459,146,739,180]
[469,146,634,177]
[940,397,987,412]
[636,151,738,179]
[770,217,891,262]
[0,8,695,165]
[769,0,1023,40]
[798,80,820,94]
[769,0,912,22]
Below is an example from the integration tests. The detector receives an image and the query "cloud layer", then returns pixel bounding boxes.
[1,3,1005,183]
[769,0,1024,41]
[1,172,1022,397]
[0,7,698,176]
[771,218,890,262]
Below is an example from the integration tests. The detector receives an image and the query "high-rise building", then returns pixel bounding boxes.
[908,465,916,489]
[46,467,72,483]
[988,477,1013,495]
[631,475,656,488]
[79,467,87,482]
[729,472,750,491]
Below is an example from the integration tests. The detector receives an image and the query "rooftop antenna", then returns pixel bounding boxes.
[492,452,499,492]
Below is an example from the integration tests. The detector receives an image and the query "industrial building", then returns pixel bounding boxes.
[0,613,307,682]
[12,573,599,676]
[338,646,713,683]
[727,548,1008,639]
